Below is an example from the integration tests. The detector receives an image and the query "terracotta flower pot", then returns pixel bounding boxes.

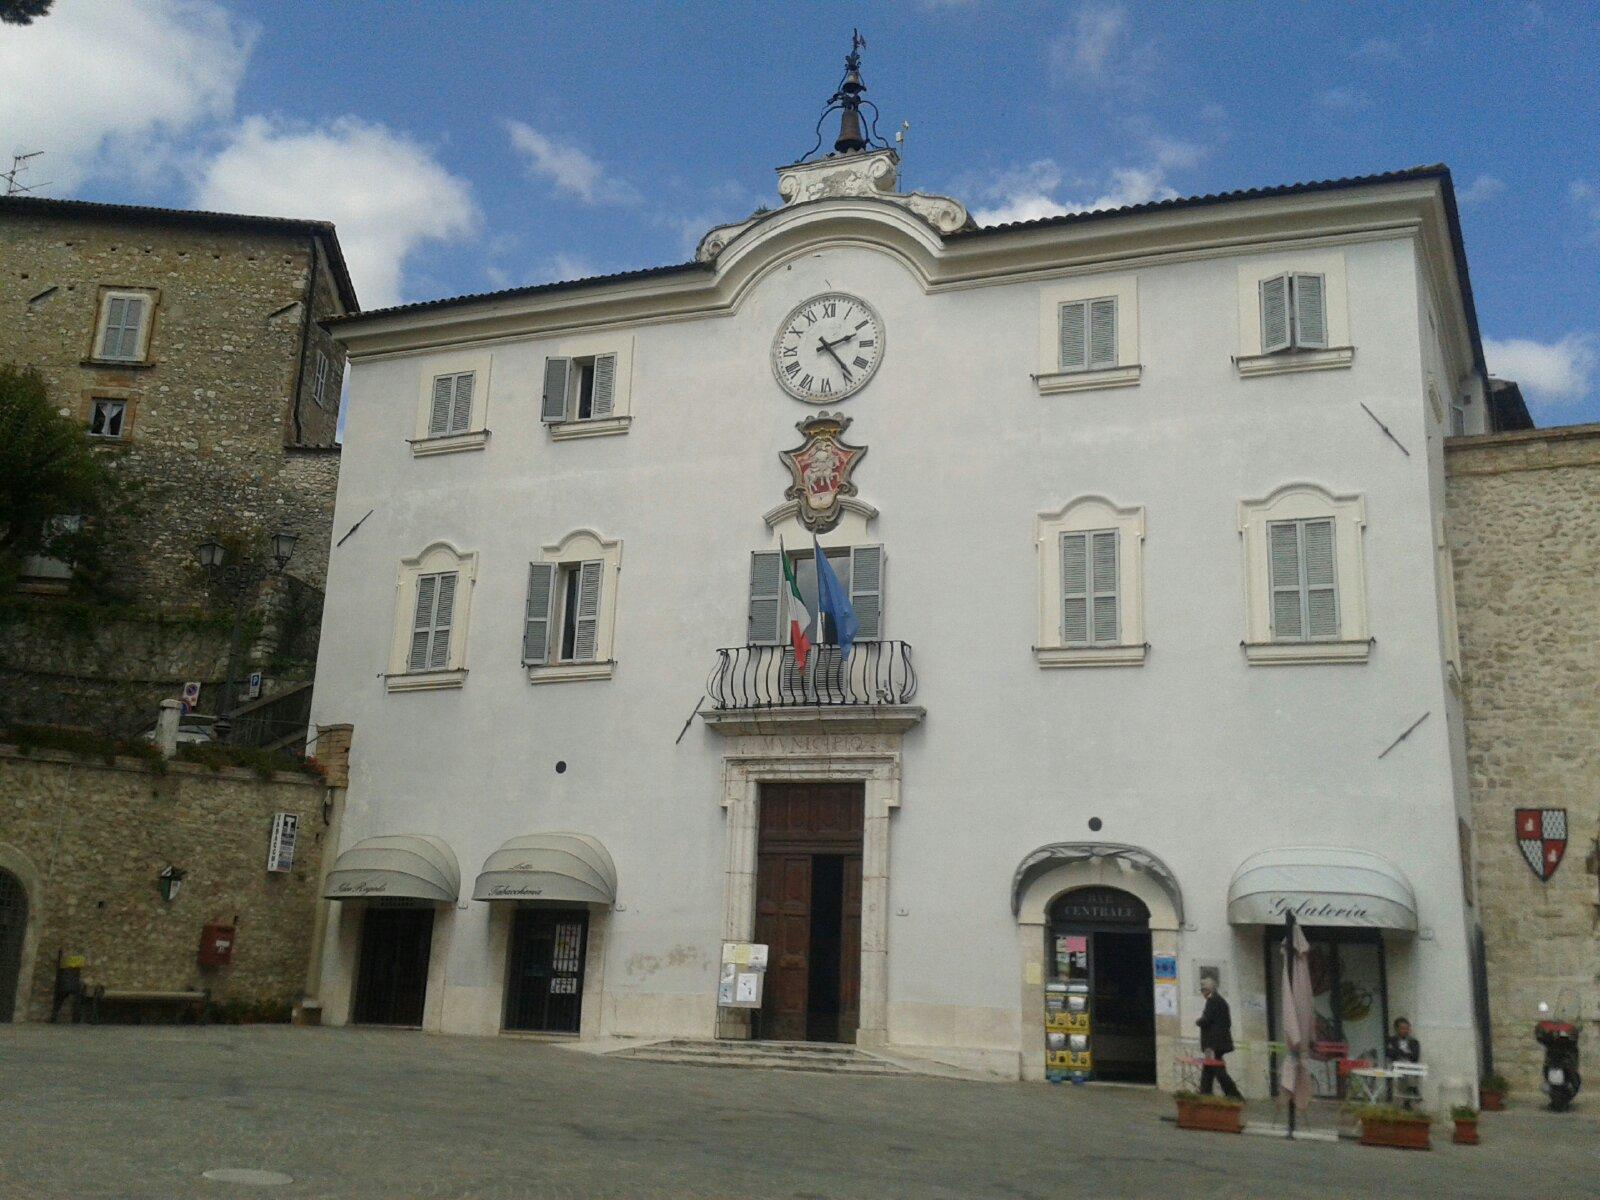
[1479,1089,1505,1111]
[1452,1119,1479,1145]
[1175,1098,1244,1134]
[1360,1117,1432,1150]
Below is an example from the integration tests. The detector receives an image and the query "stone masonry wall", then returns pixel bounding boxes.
[1447,424,1600,1093]
[0,744,328,1020]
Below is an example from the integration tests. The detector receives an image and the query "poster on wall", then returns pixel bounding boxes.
[1154,983,1179,1016]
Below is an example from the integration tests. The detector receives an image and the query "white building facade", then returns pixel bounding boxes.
[310,127,1499,1100]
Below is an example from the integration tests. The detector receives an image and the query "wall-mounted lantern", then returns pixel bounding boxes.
[157,865,187,903]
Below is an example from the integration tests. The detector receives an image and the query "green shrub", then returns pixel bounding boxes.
[1450,1105,1478,1121]
[175,741,322,780]
[1173,1090,1245,1107]
[1350,1104,1432,1124]
[4,723,163,768]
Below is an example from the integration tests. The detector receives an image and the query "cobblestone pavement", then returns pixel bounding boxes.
[2,1026,1596,1199]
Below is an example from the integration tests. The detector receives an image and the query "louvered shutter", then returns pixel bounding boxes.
[541,357,571,423]
[408,574,438,670]
[1088,298,1118,370]
[449,371,474,433]
[1090,530,1119,643]
[589,353,616,418]
[1060,532,1089,643]
[570,559,604,661]
[428,375,453,435]
[428,572,457,669]
[1058,301,1087,371]
[1292,273,1327,349]
[748,551,782,644]
[1301,518,1338,637]
[103,296,143,359]
[1268,522,1304,640]
[1260,274,1291,354]
[520,562,555,664]
[849,544,884,640]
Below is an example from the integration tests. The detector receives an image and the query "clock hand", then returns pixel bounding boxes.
[817,336,853,381]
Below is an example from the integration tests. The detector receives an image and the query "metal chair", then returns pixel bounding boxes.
[1389,1061,1427,1108]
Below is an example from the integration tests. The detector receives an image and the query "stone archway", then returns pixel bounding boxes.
[1013,843,1183,1085]
[0,843,44,1023]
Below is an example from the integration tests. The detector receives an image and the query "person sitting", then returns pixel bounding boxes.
[1385,1018,1421,1065]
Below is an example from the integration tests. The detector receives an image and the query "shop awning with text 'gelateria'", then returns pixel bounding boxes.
[472,833,617,906]
[1226,847,1417,931]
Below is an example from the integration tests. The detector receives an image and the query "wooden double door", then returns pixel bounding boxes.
[754,782,863,1043]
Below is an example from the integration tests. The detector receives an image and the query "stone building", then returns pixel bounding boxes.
[1447,422,1600,1093]
[0,195,358,732]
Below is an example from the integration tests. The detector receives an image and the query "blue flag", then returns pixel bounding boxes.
[813,536,860,660]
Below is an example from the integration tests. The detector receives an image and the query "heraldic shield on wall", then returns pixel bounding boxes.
[781,412,866,533]
[1516,807,1567,881]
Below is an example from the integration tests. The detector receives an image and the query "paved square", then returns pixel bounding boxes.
[1,1027,1593,1199]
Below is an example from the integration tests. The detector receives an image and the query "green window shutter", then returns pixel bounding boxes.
[1292,273,1328,349]
[849,544,884,640]
[1301,518,1339,637]
[571,559,604,662]
[1090,529,1119,644]
[747,551,782,644]
[1060,532,1089,644]
[1268,521,1304,640]
[523,563,556,664]
[541,357,571,423]
[428,375,453,436]
[589,353,617,418]
[1058,300,1087,371]
[1260,274,1291,354]
[1087,298,1118,370]
[449,371,474,433]
[408,573,438,671]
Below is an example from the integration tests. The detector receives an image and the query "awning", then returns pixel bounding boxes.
[1227,848,1417,931]
[473,832,617,905]
[323,835,460,903]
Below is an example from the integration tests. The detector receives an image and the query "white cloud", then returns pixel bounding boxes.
[194,117,477,309]
[1571,180,1600,243]
[971,160,1178,227]
[1457,174,1505,204]
[1352,37,1403,63]
[1319,87,1369,112]
[1483,334,1597,407]
[1048,2,1155,88]
[506,121,636,205]
[0,0,252,192]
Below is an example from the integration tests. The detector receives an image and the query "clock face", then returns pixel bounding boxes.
[771,292,884,403]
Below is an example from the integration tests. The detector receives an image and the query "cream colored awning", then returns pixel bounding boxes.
[323,835,460,904]
[1227,847,1417,931]
[473,833,617,906]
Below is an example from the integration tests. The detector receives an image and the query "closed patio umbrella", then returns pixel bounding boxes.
[1279,913,1315,1136]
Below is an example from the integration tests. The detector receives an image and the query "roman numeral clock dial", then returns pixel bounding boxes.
[771,292,884,403]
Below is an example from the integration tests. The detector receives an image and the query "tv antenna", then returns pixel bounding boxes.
[3,151,47,196]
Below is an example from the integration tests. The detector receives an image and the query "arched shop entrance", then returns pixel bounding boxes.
[1047,887,1156,1083]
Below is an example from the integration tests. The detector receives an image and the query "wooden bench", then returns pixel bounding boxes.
[89,986,210,1025]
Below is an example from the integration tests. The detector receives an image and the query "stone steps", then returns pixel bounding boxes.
[611,1038,910,1076]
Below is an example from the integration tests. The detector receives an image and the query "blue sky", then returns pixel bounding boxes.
[4,0,1598,423]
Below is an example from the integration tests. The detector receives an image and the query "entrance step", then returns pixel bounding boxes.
[610,1038,910,1076]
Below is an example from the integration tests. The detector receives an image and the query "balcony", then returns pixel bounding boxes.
[702,641,923,735]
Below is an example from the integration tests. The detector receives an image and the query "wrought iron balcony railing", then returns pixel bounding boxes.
[707,640,918,711]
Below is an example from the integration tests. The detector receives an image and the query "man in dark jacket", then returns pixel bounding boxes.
[1197,976,1243,1098]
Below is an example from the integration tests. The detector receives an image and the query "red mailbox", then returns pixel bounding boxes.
[198,923,235,968]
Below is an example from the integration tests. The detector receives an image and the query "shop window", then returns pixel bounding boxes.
[1264,927,1388,1098]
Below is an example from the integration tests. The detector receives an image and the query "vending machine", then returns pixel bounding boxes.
[1045,933,1092,1080]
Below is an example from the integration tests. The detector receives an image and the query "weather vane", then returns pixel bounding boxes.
[798,29,891,163]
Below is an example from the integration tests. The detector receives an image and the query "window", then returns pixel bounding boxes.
[387,543,477,690]
[1035,275,1140,394]
[747,544,884,645]
[1035,497,1145,666]
[88,398,126,439]
[92,290,155,362]
[313,351,331,409]
[542,354,617,423]
[524,530,622,683]
[1450,398,1468,436]
[1259,273,1327,354]
[1239,484,1368,664]
[428,371,475,436]
[1058,298,1118,373]
[1267,518,1338,641]
[19,514,82,590]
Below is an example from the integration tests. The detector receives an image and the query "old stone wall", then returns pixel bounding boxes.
[1447,424,1600,1093]
[0,743,329,1020]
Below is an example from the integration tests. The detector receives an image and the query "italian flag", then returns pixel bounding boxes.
[781,541,813,669]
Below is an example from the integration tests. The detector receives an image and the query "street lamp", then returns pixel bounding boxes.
[197,539,225,569]
[197,530,299,740]
[270,531,298,572]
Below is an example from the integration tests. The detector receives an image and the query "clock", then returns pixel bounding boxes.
[771,292,884,403]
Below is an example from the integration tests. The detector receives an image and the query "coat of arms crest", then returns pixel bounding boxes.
[1515,807,1567,881]
[780,412,865,533]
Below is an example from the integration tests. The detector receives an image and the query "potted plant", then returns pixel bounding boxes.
[1173,1090,1245,1134]
[1352,1104,1432,1150]
[1479,1073,1508,1111]
[1450,1105,1480,1145]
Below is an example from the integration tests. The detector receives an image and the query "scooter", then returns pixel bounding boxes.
[1535,1000,1582,1112]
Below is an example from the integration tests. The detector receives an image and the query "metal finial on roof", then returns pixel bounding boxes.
[798,30,890,163]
